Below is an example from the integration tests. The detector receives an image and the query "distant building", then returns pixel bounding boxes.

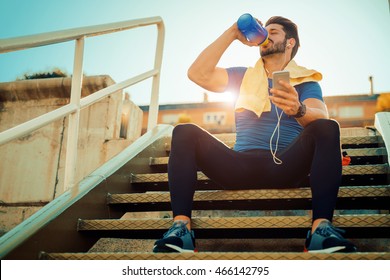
[140,93,389,134]
[139,101,235,134]
[323,94,379,127]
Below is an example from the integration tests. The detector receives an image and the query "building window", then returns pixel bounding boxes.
[162,114,180,125]
[203,112,226,125]
[328,107,338,118]
[338,106,364,118]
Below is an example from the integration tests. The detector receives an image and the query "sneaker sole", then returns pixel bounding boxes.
[153,244,196,253]
[166,244,196,253]
[305,246,346,253]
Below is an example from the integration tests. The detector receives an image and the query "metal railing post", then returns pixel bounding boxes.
[147,21,165,132]
[63,37,85,193]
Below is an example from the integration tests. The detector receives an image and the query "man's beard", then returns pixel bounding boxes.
[261,39,287,57]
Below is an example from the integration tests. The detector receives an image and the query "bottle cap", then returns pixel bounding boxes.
[259,37,269,46]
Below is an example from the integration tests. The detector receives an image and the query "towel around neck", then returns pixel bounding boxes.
[235,59,322,118]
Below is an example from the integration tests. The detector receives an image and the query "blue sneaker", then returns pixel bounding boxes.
[304,220,357,253]
[153,221,196,253]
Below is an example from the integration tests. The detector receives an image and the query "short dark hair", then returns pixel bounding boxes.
[265,16,300,59]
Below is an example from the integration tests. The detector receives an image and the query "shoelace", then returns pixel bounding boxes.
[317,223,345,238]
[163,222,188,238]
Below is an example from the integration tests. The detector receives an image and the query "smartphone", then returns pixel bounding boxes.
[272,70,290,90]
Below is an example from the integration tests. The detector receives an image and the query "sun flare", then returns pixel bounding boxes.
[206,91,236,104]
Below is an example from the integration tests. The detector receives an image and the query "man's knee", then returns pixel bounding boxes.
[173,123,198,136]
[172,123,203,143]
[306,119,340,138]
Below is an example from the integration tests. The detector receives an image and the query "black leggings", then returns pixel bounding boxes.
[168,119,342,222]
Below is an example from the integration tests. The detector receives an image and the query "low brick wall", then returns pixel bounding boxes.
[0,75,143,233]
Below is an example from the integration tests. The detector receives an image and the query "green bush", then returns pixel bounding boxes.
[19,68,68,80]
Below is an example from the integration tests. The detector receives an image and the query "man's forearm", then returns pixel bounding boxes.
[296,99,329,127]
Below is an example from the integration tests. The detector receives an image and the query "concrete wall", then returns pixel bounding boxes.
[0,76,143,233]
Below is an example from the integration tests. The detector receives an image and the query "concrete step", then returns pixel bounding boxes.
[77,214,390,231]
[107,185,390,204]
[40,251,390,260]
[85,237,390,253]
[344,147,387,157]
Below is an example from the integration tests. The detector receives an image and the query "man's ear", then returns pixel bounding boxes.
[287,38,296,48]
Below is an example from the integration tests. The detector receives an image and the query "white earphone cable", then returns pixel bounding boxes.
[268,46,289,165]
[270,104,284,164]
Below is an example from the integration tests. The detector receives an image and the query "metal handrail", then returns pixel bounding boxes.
[0,16,165,193]
[0,17,163,53]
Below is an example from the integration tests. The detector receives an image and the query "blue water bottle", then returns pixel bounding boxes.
[237,13,269,46]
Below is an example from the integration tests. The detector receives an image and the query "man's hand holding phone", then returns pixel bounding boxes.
[269,70,301,116]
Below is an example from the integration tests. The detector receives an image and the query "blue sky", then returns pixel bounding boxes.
[0,0,389,105]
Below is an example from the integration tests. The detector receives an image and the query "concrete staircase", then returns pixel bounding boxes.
[37,127,390,259]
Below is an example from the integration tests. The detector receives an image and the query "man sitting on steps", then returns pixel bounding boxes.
[153,15,357,253]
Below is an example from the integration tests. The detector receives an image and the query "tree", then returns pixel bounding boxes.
[18,68,68,80]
